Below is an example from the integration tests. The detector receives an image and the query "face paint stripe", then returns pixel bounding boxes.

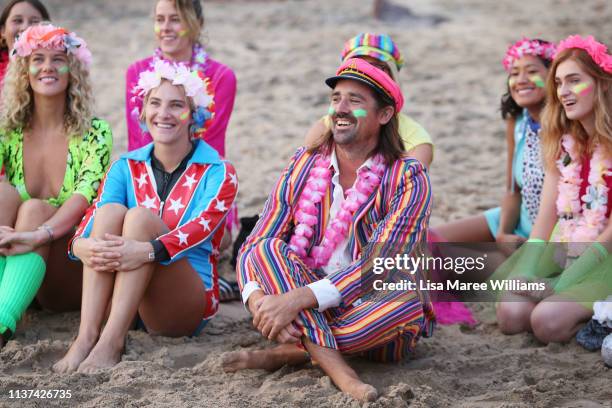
[529,75,545,88]
[352,109,367,118]
[327,106,336,116]
[180,111,190,121]
[572,82,592,96]
[58,66,70,74]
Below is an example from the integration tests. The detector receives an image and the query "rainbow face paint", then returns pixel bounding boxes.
[529,74,545,88]
[154,24,161,34]
[508,77,517,87]
[572,82,592,96]
[179,111,190,121]
[327,106,336,116]
[58,65,70,74]
[29,66,40,75]
[352,109,367,118]
[178,29,188,37]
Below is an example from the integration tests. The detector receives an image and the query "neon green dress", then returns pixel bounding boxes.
[0,118,113,206]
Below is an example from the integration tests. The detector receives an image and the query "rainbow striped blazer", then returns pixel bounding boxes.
[237,147,432,307]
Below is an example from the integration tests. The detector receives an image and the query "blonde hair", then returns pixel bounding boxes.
[139,79,196,138]
[541,48,612,169]
[0,51,93,139]
[156,0,204,44]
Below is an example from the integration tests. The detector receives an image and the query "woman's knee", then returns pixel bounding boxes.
[496,301,533,334]
[0,182,21,225]
[530,304,576,343]
[14,199,55,229]
[91,203,128,236]
[122,207,164,237]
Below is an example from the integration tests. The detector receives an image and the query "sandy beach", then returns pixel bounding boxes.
[0,0,611,406]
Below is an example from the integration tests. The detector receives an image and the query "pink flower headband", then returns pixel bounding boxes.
[134,60,214,131]
[502,38,556,72]
[555,35,612,74]
[11,23,92,67]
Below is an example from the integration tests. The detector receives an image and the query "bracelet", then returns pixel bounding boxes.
[37,224,54,244]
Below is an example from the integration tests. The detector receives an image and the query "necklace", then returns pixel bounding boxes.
[555,134,611,243]
[289,153,385,269]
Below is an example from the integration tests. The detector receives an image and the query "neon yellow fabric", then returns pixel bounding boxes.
[0,118,113,206]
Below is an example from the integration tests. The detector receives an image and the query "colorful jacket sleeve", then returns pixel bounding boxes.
[73,119,113,204]
[68,159,129,259]
[236,149,305,288]
[157,160,238,263]
[327,159,432,306]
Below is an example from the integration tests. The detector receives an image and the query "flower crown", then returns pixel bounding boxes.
[11,23,92,67]
[134,60,214,132]
[502,38,556,72]
[555,35,612,74]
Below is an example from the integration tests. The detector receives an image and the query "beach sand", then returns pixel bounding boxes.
[0,0,611,406]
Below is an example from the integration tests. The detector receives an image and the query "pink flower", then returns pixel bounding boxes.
[502,38,557,72]
[556,35,612,74]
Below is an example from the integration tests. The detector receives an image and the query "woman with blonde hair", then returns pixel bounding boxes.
[126,0,238,298]
[494,35,612,343]
[0,23,112,347]
[54,60,237,373]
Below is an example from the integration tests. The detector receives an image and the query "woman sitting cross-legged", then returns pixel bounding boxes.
[53,60,237,373]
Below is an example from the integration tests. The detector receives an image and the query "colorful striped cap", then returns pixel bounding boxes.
[325,58,404,113]
[341,33,404,71]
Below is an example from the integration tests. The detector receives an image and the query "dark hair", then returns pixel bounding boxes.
[0,0,50,51]
[500,39,553,120]
[308,85,405,165]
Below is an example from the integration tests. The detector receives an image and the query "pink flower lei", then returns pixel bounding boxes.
[502,38,556,72]
[555,35,612,74]
[289,153,386,269]
[554,134,611,243]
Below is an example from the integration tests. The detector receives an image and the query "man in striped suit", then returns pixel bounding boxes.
[224,57,434,402]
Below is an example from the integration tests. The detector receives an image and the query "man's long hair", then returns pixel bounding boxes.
[307,90,405,164]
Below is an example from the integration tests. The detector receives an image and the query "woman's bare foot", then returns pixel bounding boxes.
[222,344,308,372]
[76,338,124,374]
[52,335,97,374]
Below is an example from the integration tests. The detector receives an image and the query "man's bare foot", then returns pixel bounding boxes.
[76,339,123,374]
[337,377,378,402]
[52,335,97,374]
[304,339,378,402]
[222,344,308,372]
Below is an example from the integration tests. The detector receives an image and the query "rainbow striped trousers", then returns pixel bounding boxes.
[242,238,434,362]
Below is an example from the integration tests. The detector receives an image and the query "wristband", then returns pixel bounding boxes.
[37,224,54,244]
[527,238,546,243]
[592,242,609,259]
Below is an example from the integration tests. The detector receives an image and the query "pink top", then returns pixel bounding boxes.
[125,45,236,156]
[0,49,8,85]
